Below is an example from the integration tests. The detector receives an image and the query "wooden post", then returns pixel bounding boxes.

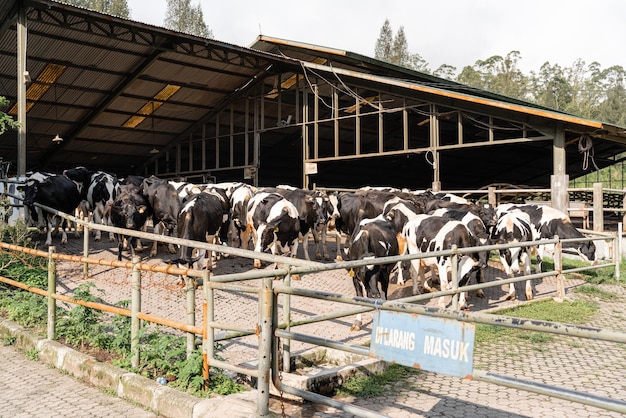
[593,182,604,231]
[554,237,565,302]
[488,186,497,207]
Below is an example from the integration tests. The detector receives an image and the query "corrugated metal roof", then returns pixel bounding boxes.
[0,0,291,175]
[0,0,624,186]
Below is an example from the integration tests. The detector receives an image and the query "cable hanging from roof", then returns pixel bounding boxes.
[578,134,599,171]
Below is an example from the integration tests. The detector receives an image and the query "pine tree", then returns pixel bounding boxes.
[164,0,213,39]
[374,20,393,62]
[60,0,130,18]
[374,20,428,73]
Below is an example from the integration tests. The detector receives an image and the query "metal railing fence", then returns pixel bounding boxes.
[0,186,624,416]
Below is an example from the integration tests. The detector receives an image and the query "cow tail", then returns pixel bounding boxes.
[396,232,407,255]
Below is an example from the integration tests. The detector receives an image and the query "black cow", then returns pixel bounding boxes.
[497,204,596,272]
[141,176,181,256]
[63,166,120,242]
[22,175,82,246]
[174,192,226,270]
[345,217,399,331]
[110,188,151,261]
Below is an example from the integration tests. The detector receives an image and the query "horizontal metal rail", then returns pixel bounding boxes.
[473,370,626,414]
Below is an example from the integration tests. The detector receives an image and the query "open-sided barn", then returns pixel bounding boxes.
[2,0,626,206]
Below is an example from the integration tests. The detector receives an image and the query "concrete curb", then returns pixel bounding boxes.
[0,318,260,418]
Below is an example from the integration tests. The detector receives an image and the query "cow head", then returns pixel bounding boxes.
[577,241,596,263]
[22,180,40,221]
[256,208,300,255]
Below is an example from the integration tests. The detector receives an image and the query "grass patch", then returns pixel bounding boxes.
[541,256,624,285]
[574,284,619,300]
[475,299,598,346]
[335,364,420,398]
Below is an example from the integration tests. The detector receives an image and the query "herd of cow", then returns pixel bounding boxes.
[19,167,597,326]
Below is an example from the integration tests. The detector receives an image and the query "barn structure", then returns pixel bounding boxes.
[2,0,626,211]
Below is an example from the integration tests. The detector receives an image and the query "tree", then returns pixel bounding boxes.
[456,51,528,99]
[60,0,130,19]
[374,20,428,73]
[0,97,20,135]
[374,19,393,62]
[164,0,213,39]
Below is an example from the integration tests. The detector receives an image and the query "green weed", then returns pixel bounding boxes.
[335,364,419,398]
[475,299,598,346]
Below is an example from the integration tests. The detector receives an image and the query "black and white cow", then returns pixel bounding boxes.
[497,203,596,272]
[18,171,54,229]
[22,175,82,246]
[402,214,480,309]
[345,216,400,330]
[332,192,380,261]
[275,185,326,261]
[426,200,498,235]
[244,192,301,269]
[490,210,534,300]
[174,192,226,270]
[226,183,257,248]
[141,176,181,256]
[311,190,340,261]
[63,167,120,242]
[110,187,151,261]
[430,207,491,297]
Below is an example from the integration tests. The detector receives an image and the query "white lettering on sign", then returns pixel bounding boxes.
[374,326,416,351]
[423,335,470,362]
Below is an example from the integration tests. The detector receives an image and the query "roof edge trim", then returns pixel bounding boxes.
[300,61,605,129]
[254,35,347,57]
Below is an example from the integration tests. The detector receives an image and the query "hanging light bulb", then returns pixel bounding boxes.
[52,83,63,143]
[149,101,159,154]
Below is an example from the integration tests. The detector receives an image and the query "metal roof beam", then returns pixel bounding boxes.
[41,49,164,169]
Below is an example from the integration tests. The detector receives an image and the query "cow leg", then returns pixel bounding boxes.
[335,233,343,262]
[167,226,177,254]
[437,268,449,309]
[506,281,517,301]
[300,233,311,261]
[150,222,162,257]
[45,217,53,246]
[350,277,365,331]
[416,261,428,295]
[321,227,332,261]
[522,250,533,300]
[458,291,469,310]
[534,246,542,274]
[93,206,103,241]
[312,227,322,260]
[106,217,116,242]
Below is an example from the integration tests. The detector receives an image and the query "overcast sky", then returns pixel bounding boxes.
[127,0,626,74]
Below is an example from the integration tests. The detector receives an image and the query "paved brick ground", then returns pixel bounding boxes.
[0,344,157,418]
[3,231,625,417]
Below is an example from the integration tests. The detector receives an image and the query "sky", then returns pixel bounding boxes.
[126,0,626,74]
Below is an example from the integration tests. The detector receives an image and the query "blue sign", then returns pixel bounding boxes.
[370,311,475,378]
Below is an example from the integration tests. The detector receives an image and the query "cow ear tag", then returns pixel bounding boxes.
[273,227,279,232]
[349,268,355,277]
